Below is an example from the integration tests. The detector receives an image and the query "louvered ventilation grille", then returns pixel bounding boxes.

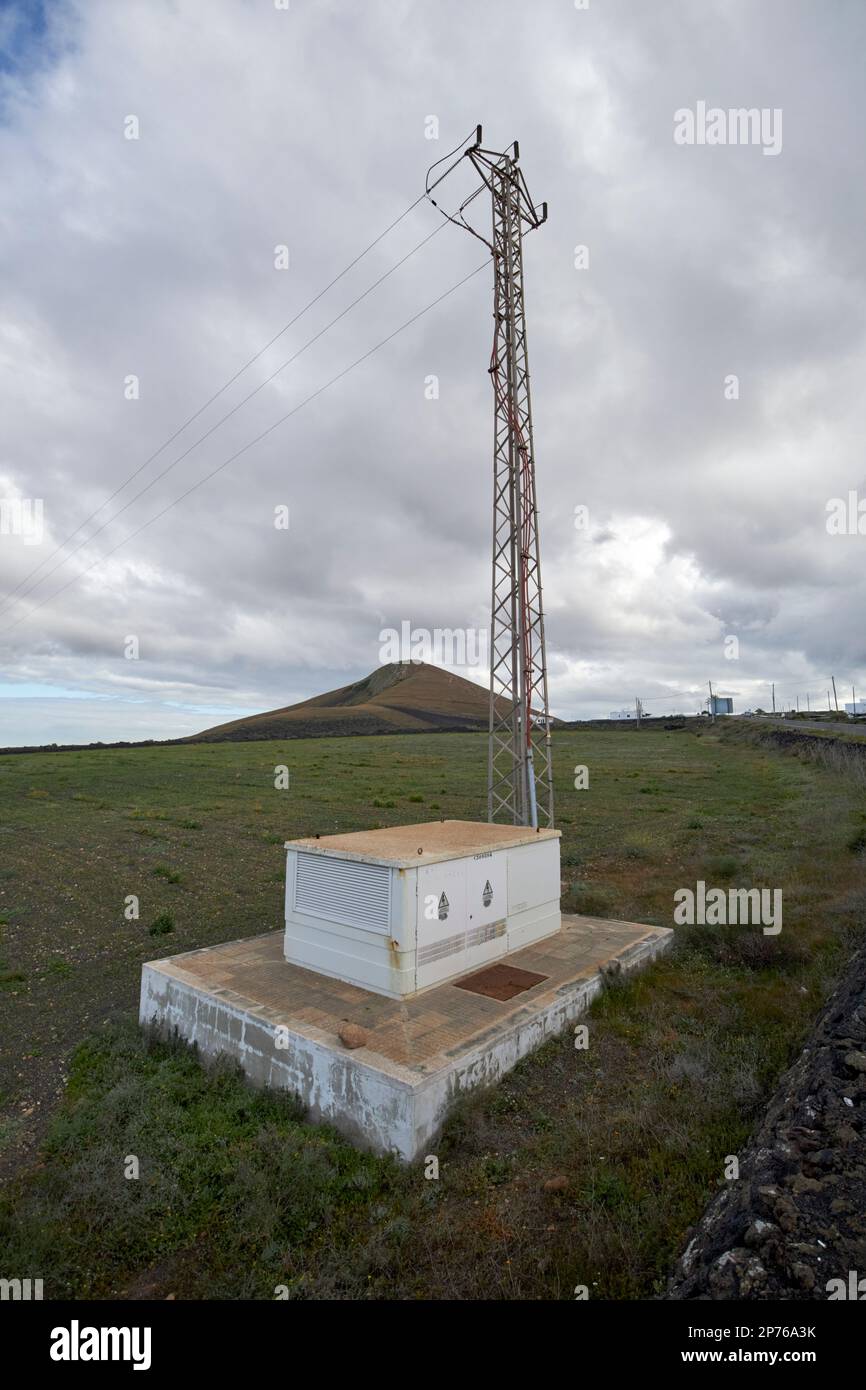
[294,852,391,934]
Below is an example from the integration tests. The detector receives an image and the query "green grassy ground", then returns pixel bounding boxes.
[1,726,864,1298]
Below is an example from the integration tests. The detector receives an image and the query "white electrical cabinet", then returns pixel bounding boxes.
[284,820,561,998]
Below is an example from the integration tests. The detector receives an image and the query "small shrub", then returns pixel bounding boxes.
[153,865,183,884]
[148,913,175,937]
[586,1169,629,1210]
[482,1154,513,1186]
[679,923,806,973]
[488,1090,521,1118]
[564,884,614,917]
[703,854,740,880]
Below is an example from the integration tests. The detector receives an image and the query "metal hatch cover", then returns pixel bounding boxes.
[453,962,548,1001]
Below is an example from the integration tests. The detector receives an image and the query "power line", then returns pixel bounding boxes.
[0,191,429,616]
[0,260,490,637]
[1,209,450,621]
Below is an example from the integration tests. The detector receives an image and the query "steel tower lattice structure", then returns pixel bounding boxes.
[426,127,553,828]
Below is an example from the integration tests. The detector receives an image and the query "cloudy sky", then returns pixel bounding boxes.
[1,0,865,746]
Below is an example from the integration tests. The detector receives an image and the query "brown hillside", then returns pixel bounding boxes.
[190,662,499,743]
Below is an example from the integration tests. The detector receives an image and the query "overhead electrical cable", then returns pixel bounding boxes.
[0,191,432,614]
[0,260,489,636]
[0,211,453,620]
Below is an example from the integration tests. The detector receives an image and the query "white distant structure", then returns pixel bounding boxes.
[845,701,866,716]
[609,708,636,721]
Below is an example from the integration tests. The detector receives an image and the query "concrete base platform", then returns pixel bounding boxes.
[139,915,673,1161]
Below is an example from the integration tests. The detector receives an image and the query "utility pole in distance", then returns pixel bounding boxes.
[708,679,715,724]
[772,681,775,714]
[832,675,839,712]
[635,697,642,726]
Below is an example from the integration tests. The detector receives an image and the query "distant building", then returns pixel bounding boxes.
[845,701,866,716]
[710,696,734,716]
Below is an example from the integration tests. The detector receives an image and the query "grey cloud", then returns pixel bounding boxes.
[1,0,865,742]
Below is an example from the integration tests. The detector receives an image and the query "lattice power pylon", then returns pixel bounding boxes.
[426,127,553,827]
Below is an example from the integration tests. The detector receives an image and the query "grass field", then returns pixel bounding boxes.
[1,725,865,1298]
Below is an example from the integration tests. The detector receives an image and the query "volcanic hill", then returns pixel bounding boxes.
[191,662,501,742]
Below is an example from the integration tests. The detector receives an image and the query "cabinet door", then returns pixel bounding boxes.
[415,855,508,990]
[463,850,508,971]
[416,860,467,990]
[465,850,507,930]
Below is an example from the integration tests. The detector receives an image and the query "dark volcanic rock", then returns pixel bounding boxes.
[667,946,866,1300]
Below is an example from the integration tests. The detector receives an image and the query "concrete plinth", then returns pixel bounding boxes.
[139,915,673,1162]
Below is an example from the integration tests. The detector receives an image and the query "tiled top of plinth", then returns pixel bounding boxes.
[144,916,670,1085]
[284,818,560,867]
